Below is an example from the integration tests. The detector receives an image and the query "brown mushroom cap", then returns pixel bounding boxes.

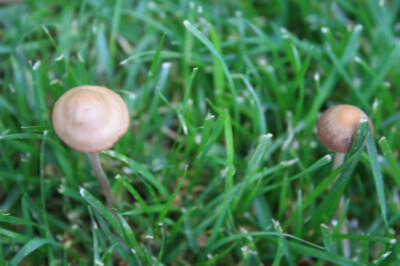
[317,104,374,153]
[52,85,129,153]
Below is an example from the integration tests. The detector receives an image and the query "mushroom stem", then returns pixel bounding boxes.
[332,152,345,171]
[88,153,115,209]
[333,152,350,258]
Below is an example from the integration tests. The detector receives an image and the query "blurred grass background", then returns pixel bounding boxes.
[0,0,400,265]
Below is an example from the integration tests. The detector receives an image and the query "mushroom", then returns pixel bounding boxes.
[52,85,129,208]
[317,104,373,153]
[317,104,374,170]
[317,104,374,257]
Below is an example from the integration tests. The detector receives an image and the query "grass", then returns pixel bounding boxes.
[1,0,400,265]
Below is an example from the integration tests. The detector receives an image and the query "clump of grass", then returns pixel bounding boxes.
[1,0,399,265]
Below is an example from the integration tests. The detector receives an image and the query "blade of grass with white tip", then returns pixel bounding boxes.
[376,240,400,265]
[32,62,49,125]
[378,137,400,188]
[197,113,215,156]
[177,67,198,135]
[320,224,332,253]
[79,187,124,237]
[203,111,236,256]
[198,112,226,159]
[366,127,388,227]
[10,238,60,266]
[272,221,284,266]
[236,75,267,134]
[59,186,86,203]
[103,150,168,198]
[183,20,239,120]
[246,134,273,175]
[157,224,166,263]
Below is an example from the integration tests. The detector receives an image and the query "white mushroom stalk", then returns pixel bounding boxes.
[52,85,129,209]
[88,153,115,208]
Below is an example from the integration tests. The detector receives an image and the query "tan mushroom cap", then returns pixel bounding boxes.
[52,85,129,153]
[317,104,374,153]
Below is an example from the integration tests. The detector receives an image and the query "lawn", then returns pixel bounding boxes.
[1,0,400,265]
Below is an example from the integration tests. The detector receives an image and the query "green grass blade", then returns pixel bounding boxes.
[366,127,388,227]
[88,207,101,266]
[272,220,284,266]
[287,241,364,266]
[378,137,400,188]
[0,213,37,227]
[10,238,59,266]
[79,187,123,237]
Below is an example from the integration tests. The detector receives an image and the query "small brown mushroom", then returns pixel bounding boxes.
[317,104,374,153]
[52,85,129,208]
